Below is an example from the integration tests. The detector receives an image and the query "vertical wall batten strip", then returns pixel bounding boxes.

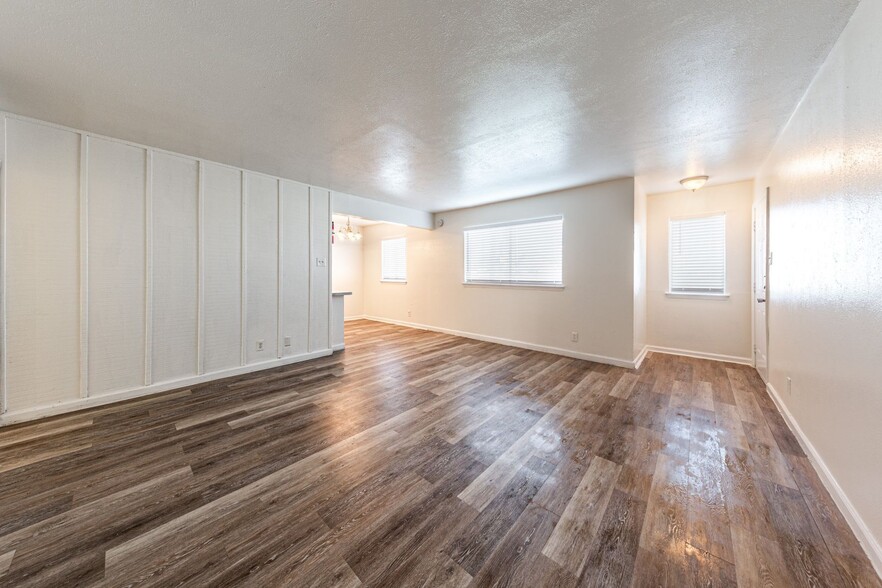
[277,180,283,358]
[0,117,7,412]
[144,149,154,386]
[196,161,205,375]
[307,188,313,351]
[326,194,332,351]
[78,134,90,398]
[240,171,247,366]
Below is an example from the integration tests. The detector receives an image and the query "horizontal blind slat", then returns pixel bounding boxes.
[669,213,726,293]
[465,218,562,284]
[381,237,407,281]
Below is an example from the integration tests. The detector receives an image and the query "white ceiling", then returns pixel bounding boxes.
[0,1,858,212]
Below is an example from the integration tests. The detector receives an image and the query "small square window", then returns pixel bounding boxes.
[669,213,726,294]
[381,237,407,282]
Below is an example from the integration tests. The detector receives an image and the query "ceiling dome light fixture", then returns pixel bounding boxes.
[680,175,709,191]
[338,216,362,241]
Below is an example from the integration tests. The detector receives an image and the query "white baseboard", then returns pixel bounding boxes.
[644,345,753,366]
[363,315,637,369]
[332,343,345,351]
[343,315,366,322]
[0,348,334,427]
[633,345,650,370]
[766,382,882,576]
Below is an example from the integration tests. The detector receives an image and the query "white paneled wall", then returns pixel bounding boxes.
[0,114,333,421]
[309,188,331,352]
[3,119,82,412]
[151,152,199,383]
[202,162,244,374]
[87,137,147,395]
[245,172,280,364]
[280,180,311,357]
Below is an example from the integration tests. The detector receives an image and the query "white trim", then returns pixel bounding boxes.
[0,348,333,427]
[363,315,638,369]
[664,292,730,299]
[240,171,247,366]
[78,133,90,398]
[462,282,565,289]
[751,200,757,379]
[644,345,753,366]
[332,343,345,351]
[144,149,154,386]
[380,280,407,284]
[307,187,314,351]
[633,345,650,370]
[343,315,366,321]
[326,194,333,356]
[276,179,283,359]
[0,119,6,414]
[196,160,205,375]
[766,382,882,576]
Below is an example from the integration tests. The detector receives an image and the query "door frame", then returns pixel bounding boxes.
[752,187,770,381]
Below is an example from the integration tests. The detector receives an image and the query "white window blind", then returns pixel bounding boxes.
[381,237,407,282]
[669,213,726,293]
[464,217,563,285]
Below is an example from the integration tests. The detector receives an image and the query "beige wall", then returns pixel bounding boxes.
[756,0,882,565]
[362,178,640,365]
[633,180,648,358]
[332,238,364,319]
[646,181,753,361]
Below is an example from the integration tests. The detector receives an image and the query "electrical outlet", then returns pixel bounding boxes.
[786,376,792,395]
[315,257,326,267]
[256,340,264,352]
[284,336,291,347]
[571,331,579,343]
[407,310,412,318]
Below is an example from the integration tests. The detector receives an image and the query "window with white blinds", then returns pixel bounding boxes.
[381,237,407,282]
[464,216,563,286]
[669,213,726,293]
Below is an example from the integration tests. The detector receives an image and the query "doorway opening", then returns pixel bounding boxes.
[753,187,770,382]
[330,213,378,350]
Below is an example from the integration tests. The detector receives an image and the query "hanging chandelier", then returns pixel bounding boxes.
[338,217,362,241]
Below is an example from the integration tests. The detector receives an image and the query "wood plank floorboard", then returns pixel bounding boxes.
[0,319,878,587]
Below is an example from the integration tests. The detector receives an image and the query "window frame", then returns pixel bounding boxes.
[667,211,728,298]
[462,215,565,288]
[380,236,407,283]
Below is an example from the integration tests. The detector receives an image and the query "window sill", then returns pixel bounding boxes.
[665,292,730,299]
[381,279,407,284]
[463,282,565,290]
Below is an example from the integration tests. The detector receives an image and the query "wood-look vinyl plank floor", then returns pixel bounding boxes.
[0,319,878,587]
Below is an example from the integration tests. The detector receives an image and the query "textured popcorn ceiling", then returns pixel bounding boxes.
[0,0,858,211]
